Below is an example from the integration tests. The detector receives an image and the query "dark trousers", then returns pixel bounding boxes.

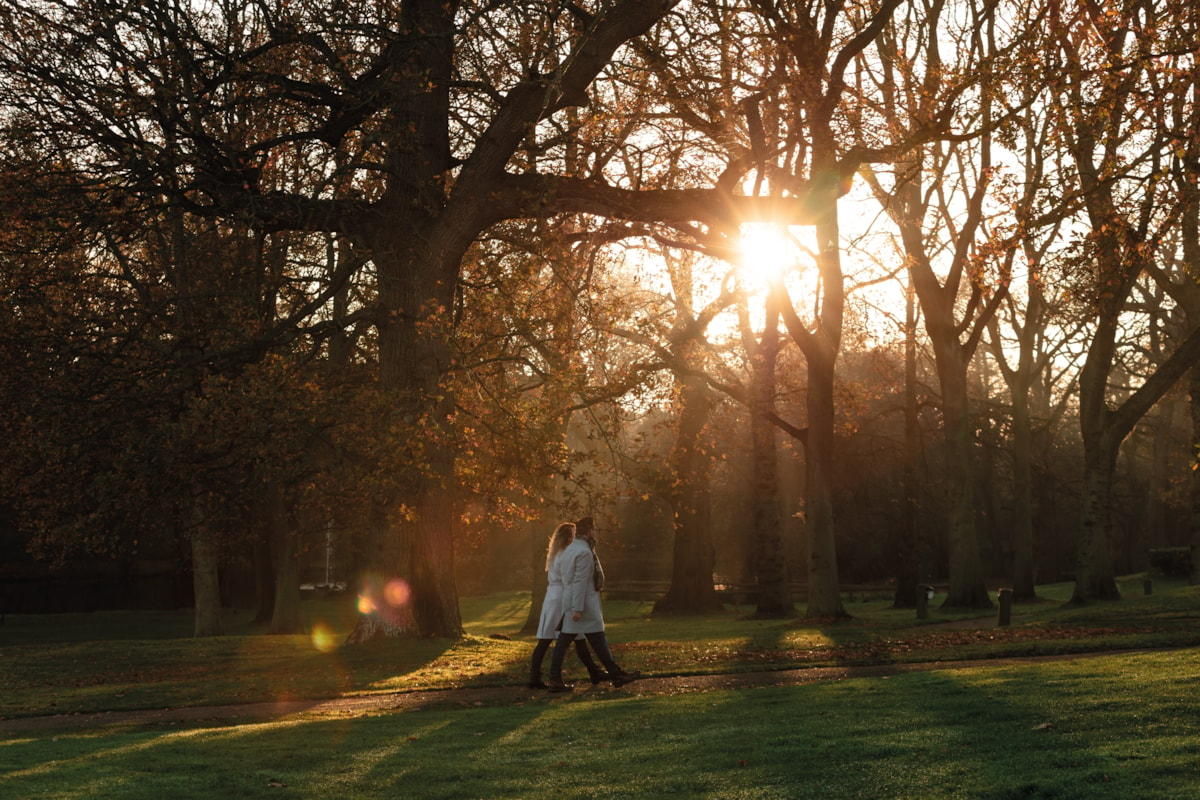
[531,636,600,676]
[549,630,619,677]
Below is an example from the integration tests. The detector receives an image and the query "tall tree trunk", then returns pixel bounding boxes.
[775,155,849,620]
[1072,430,1122,601]
[268,488,303,635]
[775,170,846,620]
[939,358,992,608]
[1072,289,1127,603]
[348,501,415,642]
[350,228,465,639]
[408,468,463,634]
[1009,388,1036,599]
[749,302,791,617]
[191,521,223,637]
[344,0,464,640]
[804,343,844,619]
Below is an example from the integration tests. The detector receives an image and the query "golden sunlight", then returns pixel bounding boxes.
[738,222,799,281]
[310,622,338,653]
[384,578,412,607]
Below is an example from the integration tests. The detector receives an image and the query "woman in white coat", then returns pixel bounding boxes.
[528,522,604,689]
[547,517,640,692]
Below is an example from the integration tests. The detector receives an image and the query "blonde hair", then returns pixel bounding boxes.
[545,522,576,571]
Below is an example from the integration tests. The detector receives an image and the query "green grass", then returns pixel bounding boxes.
[4,578,1200,720]
[4,649,1200,798]
[3,578,1200,798]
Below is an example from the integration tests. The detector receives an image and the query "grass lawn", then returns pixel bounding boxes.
[3,577,1200,798]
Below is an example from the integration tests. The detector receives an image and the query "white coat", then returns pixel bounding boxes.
[559,537,604,635]
[535,548,572,640]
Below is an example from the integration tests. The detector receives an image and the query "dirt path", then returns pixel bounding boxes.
[1,649,1150,736]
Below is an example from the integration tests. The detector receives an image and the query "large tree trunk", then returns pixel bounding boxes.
[749,303,792,617]
[1071,431,1122,602]
[938,358,992,609]
[349,223,466,639]
[775,164,846,621]
[268,488,303,635]
[269,533,302,634]
[804,346,845,619]
[1072,291,1126,604]
[191,524,223,637]
[408,471,463,635]
[342,0,464,640]
[347,502,415,642]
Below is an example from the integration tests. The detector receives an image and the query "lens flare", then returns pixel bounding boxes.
[357,594,376,614]
[385,579,411,607]
[310,623,338,653]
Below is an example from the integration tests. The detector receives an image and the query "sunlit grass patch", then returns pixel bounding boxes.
[362,634,529,692]
[4,578,1200,723]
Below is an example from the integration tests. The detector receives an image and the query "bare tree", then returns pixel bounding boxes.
[1044,0,1200,602]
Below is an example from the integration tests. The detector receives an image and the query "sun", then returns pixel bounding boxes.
[737,223,801,282]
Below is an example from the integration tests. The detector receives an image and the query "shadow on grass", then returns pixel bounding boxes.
[6,649,1200,798]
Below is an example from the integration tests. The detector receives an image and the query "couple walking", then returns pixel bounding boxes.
[529,516,640,692]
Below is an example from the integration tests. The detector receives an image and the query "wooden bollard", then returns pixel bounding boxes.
[997,588,1013,626]
[1143,578,1153,596]
[916,585,929,620]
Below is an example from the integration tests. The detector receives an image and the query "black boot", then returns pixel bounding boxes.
[547,673,574,693]
[529,639,552,689]
[610,669,641,688]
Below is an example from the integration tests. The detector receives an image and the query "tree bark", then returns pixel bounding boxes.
[804,345,845,618]
[937,352,992,609]
[191,523,223,637]
[1072,431,1123,602]
[349,206,467,639]
[1009,387,1036,599]
[655,365,721,614]
[774,166,847,620]
[748,302,792,617]
[268,488,303,635]
[347,502,415,642]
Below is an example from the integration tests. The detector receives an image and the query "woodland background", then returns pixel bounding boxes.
[1,0,1199,638]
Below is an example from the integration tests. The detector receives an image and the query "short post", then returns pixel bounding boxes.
[916,584,929,620]
[1143,578,1153,596]
[997,588,1013,627]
